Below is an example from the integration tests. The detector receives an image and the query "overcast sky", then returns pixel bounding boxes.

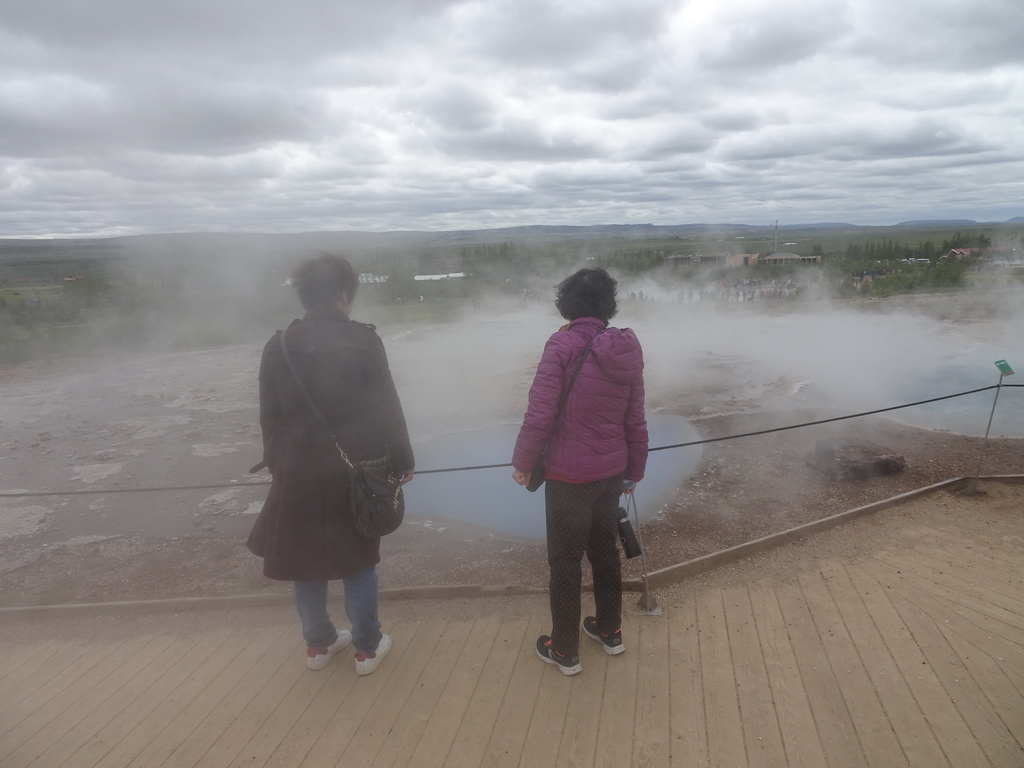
[1,0,1022,237]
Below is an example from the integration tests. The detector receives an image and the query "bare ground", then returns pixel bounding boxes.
[1,290,1021,607]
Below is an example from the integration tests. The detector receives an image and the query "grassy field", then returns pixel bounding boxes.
[1,222,1020,365]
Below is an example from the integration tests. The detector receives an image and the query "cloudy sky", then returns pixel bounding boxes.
[1,0,1022,237]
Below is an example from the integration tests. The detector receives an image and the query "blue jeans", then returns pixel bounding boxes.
[294,565,382,654]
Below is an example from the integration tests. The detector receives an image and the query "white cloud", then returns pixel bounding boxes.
[0,0,1022,236]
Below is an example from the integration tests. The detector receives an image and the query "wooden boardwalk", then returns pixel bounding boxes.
[1,489,1022,768]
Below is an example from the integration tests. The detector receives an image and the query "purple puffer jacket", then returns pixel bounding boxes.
[513,316,648,483]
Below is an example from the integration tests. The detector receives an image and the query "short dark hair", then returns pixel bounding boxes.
[292,253,359,310]
[555,268,618,323]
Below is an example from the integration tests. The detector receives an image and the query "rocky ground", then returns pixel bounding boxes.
[1,289,1021,607]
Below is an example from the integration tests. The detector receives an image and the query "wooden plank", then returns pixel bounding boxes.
[930,522,1024,550]
[878,578,1024,767]
[0,639,60,685]
[404,616,502,768]
[875,552,1024,649]
[260,623,416,768]
[938,625,1024,753]
[0,636,138,740]
[248,667,359,768]
[0,585,546,622]
[58,631,232,768]
[911,526,1020,571]
[748,584,829,768]
[372,619,478,768]
[158,628,300,768]
[120,627,287,768]
[929,521,1024,551]
[2,634,177,768]
[223,642,342,768]
[189,634,311,768]
[845,563,991,768]
[481,615,547,768]
[381,584,547,600]
[631,615,671,768]
[515,620,573,768]
[594,617,641,768]
[0,639,96,708]
[818,560,949,768]
[309,621,447,768]
[720,586,787,768]
[932,517,1024,540]
[883,549,1024,620]
[774,584,866,768]
[869,557,1024,696]
[444,618,531,768]
[696,589,746,768]
[798,568,907,768]
[553,644,605,768]
[666,594,707,768]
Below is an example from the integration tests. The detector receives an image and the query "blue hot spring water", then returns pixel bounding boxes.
[891,344,1023,438]
[405,415,702,539]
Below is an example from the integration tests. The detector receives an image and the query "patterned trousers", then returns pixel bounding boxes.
[544,474,623,655]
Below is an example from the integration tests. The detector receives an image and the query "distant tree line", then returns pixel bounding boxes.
[841,231,992,262]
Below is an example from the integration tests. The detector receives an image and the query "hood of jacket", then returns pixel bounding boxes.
[566,317,643,385]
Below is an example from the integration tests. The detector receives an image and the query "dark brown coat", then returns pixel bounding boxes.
[246,308,415,581]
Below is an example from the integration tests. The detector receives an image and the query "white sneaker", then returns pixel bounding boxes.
[306,630,353,670]
[355,634,392,676]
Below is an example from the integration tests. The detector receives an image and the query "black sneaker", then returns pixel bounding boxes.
[583,616,625,655]
[536,635,582,675]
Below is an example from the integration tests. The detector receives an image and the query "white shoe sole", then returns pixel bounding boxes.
[356,634,392,676]
[536,648,583,675]
[307,630,353,670]
[583,625,625,656]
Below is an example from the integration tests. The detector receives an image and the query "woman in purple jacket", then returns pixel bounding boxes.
[512,268,648,675]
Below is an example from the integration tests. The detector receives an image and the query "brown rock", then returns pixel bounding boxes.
[806,438,907,480]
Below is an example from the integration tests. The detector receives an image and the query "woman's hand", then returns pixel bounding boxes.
[623,479,637,495]
[398,471,415,486]
[512,469,531,486]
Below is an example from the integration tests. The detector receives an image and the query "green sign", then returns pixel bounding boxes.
[995,359,1015,376]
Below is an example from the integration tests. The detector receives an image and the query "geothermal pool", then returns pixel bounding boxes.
[406,414,701,538]
[890,342,1023,437]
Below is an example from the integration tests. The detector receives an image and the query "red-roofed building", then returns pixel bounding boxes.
[944,247,980,259]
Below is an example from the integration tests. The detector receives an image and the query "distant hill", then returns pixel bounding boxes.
[2,219,1021,267]
[896,219,979,227]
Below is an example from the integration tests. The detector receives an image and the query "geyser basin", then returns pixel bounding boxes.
[406,415,701,539]
[892,344,1024,437]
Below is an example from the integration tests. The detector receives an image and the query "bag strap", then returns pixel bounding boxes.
[278,328,357,472]
[545,331,600,450]
[557,335,597,418]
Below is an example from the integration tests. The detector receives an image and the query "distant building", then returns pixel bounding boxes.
[413,272,467,281]
[944,248,980,259]
[665,253,759,268]
[761,252,821,265]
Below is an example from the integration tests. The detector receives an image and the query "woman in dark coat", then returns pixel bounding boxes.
[247,254,414,675]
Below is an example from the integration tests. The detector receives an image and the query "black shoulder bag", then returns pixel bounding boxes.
[526,335,598,492]
[279,329,405,538]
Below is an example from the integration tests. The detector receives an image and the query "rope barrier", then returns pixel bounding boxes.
[649,384,1021,452]
[1,383,1020,499]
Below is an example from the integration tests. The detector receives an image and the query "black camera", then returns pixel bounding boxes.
[617,507,642,559]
